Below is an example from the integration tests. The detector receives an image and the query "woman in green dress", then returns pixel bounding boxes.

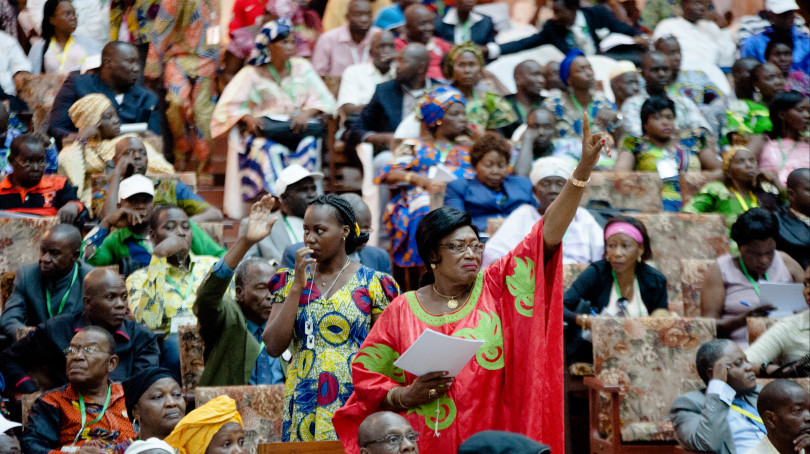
[722,62,785,146]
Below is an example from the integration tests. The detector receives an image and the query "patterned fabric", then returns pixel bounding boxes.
[0,114,59,177]
[145,0,220,170]
[177,324,205,390]
[68,93,112,130]
[591,317,716,442]
[723,99,772,142]
[0,0,17,39]
[375,140,474,267]
[580,171,664,212]
[268,266,399,441]
[682,181,755,229]
[464,89,518,133]
[196,385,286,453]
[680,171,720,206]
[541,88,618,139]
[679,258,716,317]
[633,213,730,315]
[126,254,220,334]
[333,219,567,454]
[110,0,160,44]
[419,86,465,133]
[759,138,810,186]
[14,73,68,128]
[265,0,321,57]
[0,217,58,274]
[670,69,724,106]
[248,19,294,66]
[786,70,810,96]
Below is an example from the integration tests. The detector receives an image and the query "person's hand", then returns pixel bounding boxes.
[290,111,313,134]
[76,444,105,454]
[76,123,99,143]
[57,203,80,224]
[240,114,261,136]
[292,246,316,291]
[112,154,136,178]
[632,34,650,49]
[746,304,775,318]
[400,371,454,408]
[710,356,732,383]
[243,195,279,244]
[426,180,446,194]
[577,111,608,176]
[576,314,593,330]
[152,235,190,258]
[794,432,810,452]
[101,207,145,229]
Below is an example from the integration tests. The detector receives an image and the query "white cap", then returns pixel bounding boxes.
[608,60,638,81]
[124,438,175,454]
[530,157,573,186]
[80,54,101,74]
[274,165,323,196]
[765,0,799,14]
[118,174,155,202]
[0,413,21,434]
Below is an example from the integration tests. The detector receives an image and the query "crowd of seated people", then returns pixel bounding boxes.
[0,0,809,452]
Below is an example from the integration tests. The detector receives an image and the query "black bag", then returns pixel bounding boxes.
[258,117,326,150]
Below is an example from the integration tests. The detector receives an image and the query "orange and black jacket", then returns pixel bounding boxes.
[0,175,87,222]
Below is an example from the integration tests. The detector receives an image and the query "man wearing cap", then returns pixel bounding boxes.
[84,173,225,276]
[0,224,92,343]
[608,60,640,110]
[243,165,321,266]
[482,157,604,267]
[740,0,809,75]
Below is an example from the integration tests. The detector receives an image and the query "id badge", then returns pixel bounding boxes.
[656,156,679,179]
[206,26,220,46]
[61,447,79,453]
[170,315,197,334]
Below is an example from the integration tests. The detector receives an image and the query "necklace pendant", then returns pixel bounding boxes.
[447,298,459,310]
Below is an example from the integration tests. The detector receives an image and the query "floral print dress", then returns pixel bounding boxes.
[268,265,400,441]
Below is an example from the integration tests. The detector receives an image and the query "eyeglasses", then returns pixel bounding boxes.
[63,344,105,357]
[362,432,420,448]
[13,158,46,169]
[440,241,485,255]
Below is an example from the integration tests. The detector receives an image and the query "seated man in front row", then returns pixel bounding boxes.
[21,327,136,454]
[746,379,810,454]
[0,224,93,342]
[670,339,766,454]
[358,411,419,454]
[0,268,159,395]
[0,134,87,225]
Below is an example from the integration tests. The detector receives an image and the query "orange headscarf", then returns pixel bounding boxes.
[164,395,243,454]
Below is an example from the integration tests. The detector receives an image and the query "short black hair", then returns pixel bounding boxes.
[77,326,116,355]
[603,215,653,262]
[469,132,512,167]
[730,207,779,246]
[768,90,805,139]
[640,96,676,135]
[757,379,806,417]
[695,339,735,384]
[149,205,185,231]
[9,133,46,160]
[554,0,579,10]
[235,257,271,289]
[309,194,369,254]
[786,167,810,190]
[415,207,479,274]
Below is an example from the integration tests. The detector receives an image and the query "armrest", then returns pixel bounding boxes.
[583,376,622,393]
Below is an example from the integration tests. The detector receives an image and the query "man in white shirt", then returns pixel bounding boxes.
[0,31,31,96]
[746,379,810,454]
[652,0,735,86]
[337,29,396,121]
[312,0,380,77]
[670,339,766,454]
[482,157,603,267]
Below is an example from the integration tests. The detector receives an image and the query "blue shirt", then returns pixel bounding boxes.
[740,27,810,74]
[706,379,766,454]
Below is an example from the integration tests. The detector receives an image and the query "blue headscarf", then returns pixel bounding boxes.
[559,49,585,86]
[419,86,466,133]
[248,18,293,66]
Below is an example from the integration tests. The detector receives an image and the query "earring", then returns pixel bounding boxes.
[430,263,436,269]
[637,256,642,263]
[436,120,442,126]
[132,418,140,435]
[342,237,346,241]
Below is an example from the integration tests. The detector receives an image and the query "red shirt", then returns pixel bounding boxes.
[394,36,452,82]
[0,175,85,217]
[229,0,266,34]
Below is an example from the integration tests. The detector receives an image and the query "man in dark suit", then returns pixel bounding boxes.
[670,339,766,454]
[494,0,645,61]
[434,0,497,55]
[47,41,160,147]
[0,268,159,394]
[345,43,433,151]
[0,224,93,343]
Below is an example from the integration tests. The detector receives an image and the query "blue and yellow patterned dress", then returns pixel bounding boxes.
[268,265,400,441]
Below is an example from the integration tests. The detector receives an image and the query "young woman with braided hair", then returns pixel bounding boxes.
[262,194,400,442]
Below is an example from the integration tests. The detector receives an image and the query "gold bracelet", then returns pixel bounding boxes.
[569,175,589,187]
[395,386,407,409]
[385,387,399,407]
[404,172,413,184]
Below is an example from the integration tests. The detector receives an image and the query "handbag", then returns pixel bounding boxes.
[258,116,326,150]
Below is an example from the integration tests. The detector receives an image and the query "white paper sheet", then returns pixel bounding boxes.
[758,282,806,318]
[393,329,484,377]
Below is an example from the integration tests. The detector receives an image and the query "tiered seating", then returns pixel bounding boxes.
[585,317,716,453]
[14,73,68,130]
[679,259,716,317]
[580,172,664,212]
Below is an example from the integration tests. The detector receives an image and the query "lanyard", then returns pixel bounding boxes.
[74,385,112,442]
[268,62,296,102]
[729,188,758,212]
[282,216,300,243]
[569,93,593,129]
[51,36,75,71]
[777,138,797,171]
[739,256,768,296]
[611,269,643,317]
[349,44,370,65]
[459,20,471,42]
[730,404,764,424]
[46,264,79,319]
[166,275,194,302]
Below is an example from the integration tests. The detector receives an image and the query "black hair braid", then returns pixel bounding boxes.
[310,194,370,254]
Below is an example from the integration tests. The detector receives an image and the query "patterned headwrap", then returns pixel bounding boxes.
[419,86,466,133]
[443,42,484,79]
[266,0,305,25]
[68,93,113,132]
[164,395,243,454]
[721,146,748,172]
[559,49,586,86]
[248,18,294,66]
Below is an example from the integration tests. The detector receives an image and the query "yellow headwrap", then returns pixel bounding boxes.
[721,146,749,172]
[443,42,484,79]
[164,395,243,454]
[68,93,113,132]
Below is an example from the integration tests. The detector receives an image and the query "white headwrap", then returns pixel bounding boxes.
[124,438,176,454]
[529,157,573,186]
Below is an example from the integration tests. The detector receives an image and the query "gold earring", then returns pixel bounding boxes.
[436,120,442,126]
[430,263,436,269]
[342,237,346,241]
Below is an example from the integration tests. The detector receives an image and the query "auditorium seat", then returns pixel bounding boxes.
[679,259,716,317]
[580,172,663,212]
[177,324,205,391]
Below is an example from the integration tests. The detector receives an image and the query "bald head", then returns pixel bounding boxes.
[39,224,82,279]
[514,60,544,98]
[404,4,434,44]
[757,379,810,446]
[786,168,810,215]
[83,268,122,298]
[396,43,430,84]
[114,136,148,175]
[83,268,128,330]
[100,41,140,91]
[358,411,418,453]
[44,224,82,251]
[340,193,371,230]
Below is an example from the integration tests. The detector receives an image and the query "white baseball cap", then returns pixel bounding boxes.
[274,165,323,196]
[118,174,155,202]
[766,0,799,14]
